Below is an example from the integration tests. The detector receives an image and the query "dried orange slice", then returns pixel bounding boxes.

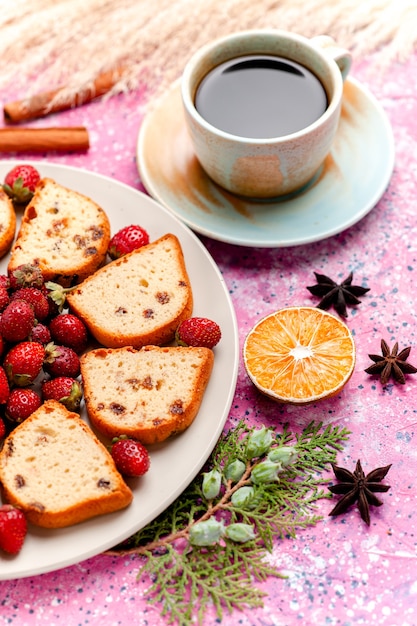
[243,306,355,404]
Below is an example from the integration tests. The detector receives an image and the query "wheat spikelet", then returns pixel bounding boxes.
[0,0,415,106]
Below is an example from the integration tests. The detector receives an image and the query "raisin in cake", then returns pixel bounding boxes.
[7,177,110,286]
[0,400,133,528]
[66,233,193,349]
[0,187,16,259]
[80,345,214,444]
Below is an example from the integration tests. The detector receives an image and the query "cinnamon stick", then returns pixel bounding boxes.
[0,127,90,152]
[3,68,125,124]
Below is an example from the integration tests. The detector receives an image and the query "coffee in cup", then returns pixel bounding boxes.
[195,54,328,139]
[181,30,351,198]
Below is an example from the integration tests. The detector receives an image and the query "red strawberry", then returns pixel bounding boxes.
[0,416,6,439]
[6,388,42,424]
[175,317,221,349]
[8,263,44,291]
[4,341,45,387]
[29,323,51,345]
[3,164,41,205]
[41,376,82,412]
[44,281,73,313]
[0,365,10,404]
[111,436,150,477]
[0,299,35,342]
[0,504,28,555]
[108,224,150,260]
[0,275,10,290]
[43,343,80,378]
[49,313,88,354]
[0,286,10,312]
[10,287,49,321]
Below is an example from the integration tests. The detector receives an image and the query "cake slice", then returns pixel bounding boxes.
[7,177,110,286]
[66,233,193,349]
[0,187,16,259]
[0,400,133,528]
[80,345,214,444]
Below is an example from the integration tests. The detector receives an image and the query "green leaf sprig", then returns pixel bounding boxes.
[106,420,350,625]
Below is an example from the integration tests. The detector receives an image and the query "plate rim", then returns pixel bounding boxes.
[0,160,239,580]
[137,76,395,248]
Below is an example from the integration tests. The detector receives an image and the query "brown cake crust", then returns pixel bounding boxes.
[7,178,110,286]
[0,400,133,528]
[0,188,16,259]
[81,345,214,444]
[67,233,193,349]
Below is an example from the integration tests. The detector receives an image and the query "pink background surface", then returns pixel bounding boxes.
[0,46,416,626]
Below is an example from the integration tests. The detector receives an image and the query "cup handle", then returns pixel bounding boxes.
[310,35,352,81]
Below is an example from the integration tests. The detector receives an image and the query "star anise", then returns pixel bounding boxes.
[306,271,370,317]
[328,459,391,525]
[365,339,417,385]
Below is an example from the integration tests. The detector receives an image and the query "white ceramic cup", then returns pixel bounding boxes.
[181,30,351,198]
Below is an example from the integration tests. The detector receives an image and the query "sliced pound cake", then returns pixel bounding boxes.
[7,177,110,286]
[80,345,214,444]
[0,187,16,259]
[67,233,193,349]
[0,400,133,528]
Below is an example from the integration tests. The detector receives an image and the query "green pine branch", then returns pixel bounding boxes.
[138,541,279,625]
[106,420,350,625]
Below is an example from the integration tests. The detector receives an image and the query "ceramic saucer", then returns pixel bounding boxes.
[137,77,394,248]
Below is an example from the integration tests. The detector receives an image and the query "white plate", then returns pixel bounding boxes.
[0,161,239,580]
[137,77,395,247]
